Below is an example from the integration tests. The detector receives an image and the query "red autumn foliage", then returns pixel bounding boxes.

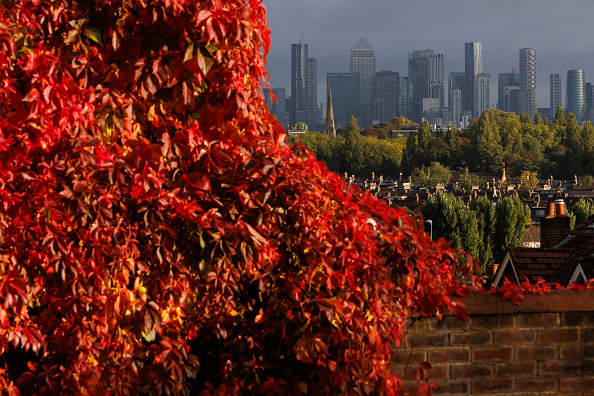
[0,1,474,394]
[492,276,594,306]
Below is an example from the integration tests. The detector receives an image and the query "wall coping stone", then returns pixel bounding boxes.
[461,291,594,315]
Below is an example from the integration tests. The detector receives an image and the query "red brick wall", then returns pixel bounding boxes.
[393,291,594,395]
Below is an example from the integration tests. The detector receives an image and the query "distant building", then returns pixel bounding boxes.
[327,72,360,129]
[264,87,287,128]
[325,88,336,136]
[441,109,453,127]
[537,107,552,120]
[460,111,472,129]
[350,38,376,129]
[585,82,594,123]
[305,57,318,129]
[465,42,482,115]
[422,98,441,113]
[519,48,537,118]
[408,49,444,121]
[498,71,520,112]
[567,69,585,122]
[374,71,399,124]
[475,72,491,116]
[585,82,593,110]
[399,76,410,118]
[449,72,465,110]
[550,73,563,114]
[502,86,521,115]
[290,43,308,126]
[587,107,594,123]
[450,88,462,127]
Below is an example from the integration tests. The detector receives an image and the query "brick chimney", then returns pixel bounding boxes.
[541,200,571,248]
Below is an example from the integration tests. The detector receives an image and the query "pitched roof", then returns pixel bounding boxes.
[353,37,373,50]
[579,258,594,280]
[494,215,594,287]
[510,248,576,282]
[556,215,594,257]
[494,248,577,286]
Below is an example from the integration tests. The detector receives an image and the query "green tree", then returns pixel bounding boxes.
[573,198,594,226]
[343,116,366,175]
[554,106,566,125]
[402,130,418,174]
[472,195,497,272]
[422,192,480,259]
[582,175,594,187]
[413,162,452,188]
[474,110,504,171]
[459,168,481,191]
[295,132,345,172]
[417,120,434,164]
[519,112,532,124]
[294,121,308,132]
[494,195,531,262]
[519,170,539,190]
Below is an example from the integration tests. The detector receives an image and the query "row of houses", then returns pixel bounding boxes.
[352,173,594,287]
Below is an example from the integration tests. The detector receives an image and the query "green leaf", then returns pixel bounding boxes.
[65,29,79,45]
[141,328,156,342]
[84,27,101,44]
[196,49,214,75]
[184,43,194,63]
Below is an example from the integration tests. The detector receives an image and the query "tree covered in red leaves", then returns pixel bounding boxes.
[0,1,472,394]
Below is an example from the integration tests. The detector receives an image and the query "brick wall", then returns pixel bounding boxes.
[393,291,594,395]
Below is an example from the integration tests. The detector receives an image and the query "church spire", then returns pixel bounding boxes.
[325,87,336,137]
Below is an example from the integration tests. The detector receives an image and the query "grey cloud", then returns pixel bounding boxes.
[264,0,594,109]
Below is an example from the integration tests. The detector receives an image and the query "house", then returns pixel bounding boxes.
[492,213,594,288]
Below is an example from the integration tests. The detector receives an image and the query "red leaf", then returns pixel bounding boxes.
[23,89,40,102]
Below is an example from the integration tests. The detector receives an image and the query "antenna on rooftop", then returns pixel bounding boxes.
[299,30,304,44]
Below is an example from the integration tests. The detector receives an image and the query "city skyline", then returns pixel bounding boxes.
[274,38,594,129]
[263,0,594,108]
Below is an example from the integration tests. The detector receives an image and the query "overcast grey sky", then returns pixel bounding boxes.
[263,0,594,108]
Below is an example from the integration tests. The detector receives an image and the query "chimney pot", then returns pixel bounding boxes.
[547,201,555,218]
[555,199,566,217]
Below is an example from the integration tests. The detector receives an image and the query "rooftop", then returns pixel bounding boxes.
[352,37,373,50]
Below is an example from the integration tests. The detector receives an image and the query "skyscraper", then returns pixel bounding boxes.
[449,72,465,110]
[450,89,462,127]
[327,72,360,129]
[464,42,482,115]
[290,43,307,126]
[408,50,430,120]
[475,72,491,116]
[498,71,520,112]
[350,38,376,129]
[374,71,399,124]
[305,57,318,128]
[519,48,536,118]
[428,52,445,108]
[264,87,286,127]
[399,76,409,119]
[408,49,444,121]
[566,69,585,122]
[502,86,521,115]
[550,73,563,114]
[585,82,593,110]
